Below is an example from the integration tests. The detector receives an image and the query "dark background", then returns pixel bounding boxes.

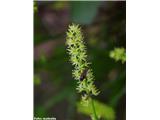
[34,1,126,120]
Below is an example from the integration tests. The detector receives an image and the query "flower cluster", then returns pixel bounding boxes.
[66,24,100,101]
[109,47,126,64]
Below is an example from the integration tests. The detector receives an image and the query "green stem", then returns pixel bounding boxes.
[90,97,98,120]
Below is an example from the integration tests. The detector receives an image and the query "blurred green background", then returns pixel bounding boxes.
[34,1,126,120]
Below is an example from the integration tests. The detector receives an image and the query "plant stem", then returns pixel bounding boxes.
[90,97,98,120]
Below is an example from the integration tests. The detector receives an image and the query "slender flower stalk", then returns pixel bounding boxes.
[66,23,100,120]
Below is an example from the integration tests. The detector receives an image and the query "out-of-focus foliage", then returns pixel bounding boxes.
[52,1,67,10]
[110,48,126,63]
[70,1,100,24]
[34,2,38,13]
[77,99,115,120]
[34,75,41,85]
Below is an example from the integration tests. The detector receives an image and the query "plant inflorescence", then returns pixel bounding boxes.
[66,23,100,120]
[109,47,126,64]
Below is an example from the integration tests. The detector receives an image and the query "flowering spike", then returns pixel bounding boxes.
[66,24,100,99]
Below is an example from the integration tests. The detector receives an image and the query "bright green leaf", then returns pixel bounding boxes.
[77,99,115,120]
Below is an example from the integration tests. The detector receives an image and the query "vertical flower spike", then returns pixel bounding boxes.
[66,24,100,102]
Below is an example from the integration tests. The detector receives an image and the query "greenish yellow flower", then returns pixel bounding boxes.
[66,24,100,100]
